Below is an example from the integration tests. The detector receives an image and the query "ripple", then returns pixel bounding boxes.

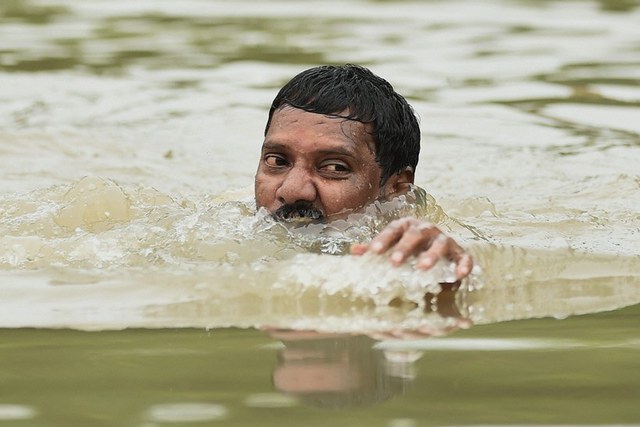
[543,103,640,134]
[243,393,298,408]
[0,404,38,420]
[375,338,586,351]
[145,402,228,423]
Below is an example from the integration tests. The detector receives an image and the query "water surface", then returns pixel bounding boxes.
[1,0,639,425]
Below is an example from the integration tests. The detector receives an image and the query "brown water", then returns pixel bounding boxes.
[1,0,639,425]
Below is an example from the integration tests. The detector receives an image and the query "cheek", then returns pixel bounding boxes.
[254,175,275,207]
[321,180,378,213]
[352,167,382,197]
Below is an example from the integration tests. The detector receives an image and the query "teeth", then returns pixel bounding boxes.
[286,216,315,223]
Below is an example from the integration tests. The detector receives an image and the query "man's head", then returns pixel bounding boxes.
[255,64,420,222]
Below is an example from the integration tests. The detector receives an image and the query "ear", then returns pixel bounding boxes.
[381,168,414,200]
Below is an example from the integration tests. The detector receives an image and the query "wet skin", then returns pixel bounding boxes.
[255,106,400,220]
[255,106,472,279]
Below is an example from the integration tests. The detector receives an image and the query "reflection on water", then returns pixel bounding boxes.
[269,331,413,409]
[2,0,640,424]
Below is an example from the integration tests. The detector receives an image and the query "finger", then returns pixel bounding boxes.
[389,329,434,339]
[349,243,368,255]
[455,253,474,279]
[388,224,440,266]
[350,218,417,256]
[367,218,414,254]
[368,331,398,341]
[415,234,450,270]
[456,318,474,329]
[415,325,448,337]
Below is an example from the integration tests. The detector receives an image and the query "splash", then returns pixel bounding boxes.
[0,176,480,331]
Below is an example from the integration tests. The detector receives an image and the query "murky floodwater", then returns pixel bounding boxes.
[1,0,639,425]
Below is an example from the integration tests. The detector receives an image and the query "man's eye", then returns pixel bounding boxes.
[321,162,351,174]
[264,155,288,167]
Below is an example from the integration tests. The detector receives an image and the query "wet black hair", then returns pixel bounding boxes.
[265,64,420,185]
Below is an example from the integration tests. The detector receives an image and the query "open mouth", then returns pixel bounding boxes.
[272,203,325,223]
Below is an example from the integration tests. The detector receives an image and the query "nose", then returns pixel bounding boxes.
[275,167,317,205]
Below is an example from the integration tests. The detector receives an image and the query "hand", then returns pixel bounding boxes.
[350,216,473,280]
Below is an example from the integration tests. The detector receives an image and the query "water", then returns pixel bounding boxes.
[1,0,640,425]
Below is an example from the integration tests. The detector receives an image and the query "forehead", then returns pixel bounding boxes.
[265,107,375,153]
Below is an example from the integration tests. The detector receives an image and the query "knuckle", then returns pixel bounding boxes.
[406,224,424,236]
[386,219,404,230]
[434,233,450,245]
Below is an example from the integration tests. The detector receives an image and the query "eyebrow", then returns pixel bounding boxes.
[261,140,359,158]
[261,141,287,151]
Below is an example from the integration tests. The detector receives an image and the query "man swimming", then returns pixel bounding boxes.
[254,64,473,279]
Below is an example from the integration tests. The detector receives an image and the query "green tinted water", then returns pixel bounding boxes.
[2,304,638,426]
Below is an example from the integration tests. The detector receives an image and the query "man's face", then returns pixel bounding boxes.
[255,106,386,222]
